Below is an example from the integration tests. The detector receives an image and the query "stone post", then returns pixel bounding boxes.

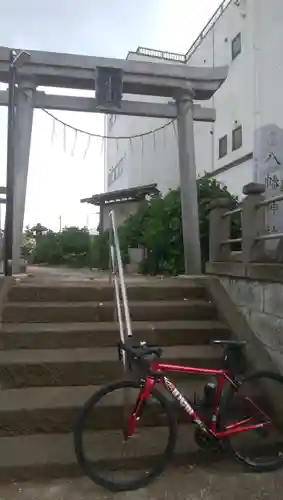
[176,93,201,275]
[209,199,233,261]
[12,79,36,274]
[241,182,266,263]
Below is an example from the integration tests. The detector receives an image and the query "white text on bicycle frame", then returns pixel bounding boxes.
[164,377,194,416]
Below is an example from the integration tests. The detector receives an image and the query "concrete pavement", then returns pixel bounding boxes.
[2,464,283,499]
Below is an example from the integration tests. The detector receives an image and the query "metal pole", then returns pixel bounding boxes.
[176,94,202,275]
[99,202,105,269]
[109,210,132,338]
[4,50,17,276]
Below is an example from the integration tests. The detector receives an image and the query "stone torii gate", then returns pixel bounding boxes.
[0,45,228,274]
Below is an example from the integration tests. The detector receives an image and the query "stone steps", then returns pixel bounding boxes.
[0,345,222,389]
[0,320,230,349]
[0,426,202,482]
[0,278,232,481]
[2,300,217,323]
[8,281,206,302]
[0,381,207,436]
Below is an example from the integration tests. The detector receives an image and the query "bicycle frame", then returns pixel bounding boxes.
[127,360,272,440]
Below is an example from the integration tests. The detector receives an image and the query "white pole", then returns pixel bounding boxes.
[109,209,132,338]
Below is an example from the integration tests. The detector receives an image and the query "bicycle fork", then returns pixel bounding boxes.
[125,377,156,439]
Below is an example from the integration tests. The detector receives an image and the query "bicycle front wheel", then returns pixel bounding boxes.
[74,379,177,492]
[220,371,283,472]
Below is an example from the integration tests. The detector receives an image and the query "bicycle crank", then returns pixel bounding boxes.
[194,427,221,451]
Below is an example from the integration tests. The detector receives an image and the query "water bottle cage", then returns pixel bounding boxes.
[192,392,203,407]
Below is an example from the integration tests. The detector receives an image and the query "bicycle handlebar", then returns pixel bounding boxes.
[118,340,162,363]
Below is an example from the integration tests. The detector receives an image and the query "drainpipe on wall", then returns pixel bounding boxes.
[211,25,216,171]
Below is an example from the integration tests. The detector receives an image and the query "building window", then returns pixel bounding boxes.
[232,32,241,60]
[218,135,228,158]
[232,125,242,151]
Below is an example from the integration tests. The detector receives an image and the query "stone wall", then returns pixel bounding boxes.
[220,277,283,374]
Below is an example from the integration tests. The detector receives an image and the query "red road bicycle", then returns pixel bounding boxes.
[74,339,283,492]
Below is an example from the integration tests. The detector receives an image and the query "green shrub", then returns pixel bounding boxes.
[30,226,91,267]
[117,175,239,275]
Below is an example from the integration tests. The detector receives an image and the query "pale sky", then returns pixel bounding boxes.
[0,0,222,232]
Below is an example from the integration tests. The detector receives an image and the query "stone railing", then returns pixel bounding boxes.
[207,182,283,282]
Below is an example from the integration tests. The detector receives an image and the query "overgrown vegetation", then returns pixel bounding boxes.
[22,176,240,274]
[117,175,240,274]
[22,225,92,268]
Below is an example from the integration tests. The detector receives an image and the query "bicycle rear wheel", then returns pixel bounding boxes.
[220,371,283,471]
[74,379,177,492]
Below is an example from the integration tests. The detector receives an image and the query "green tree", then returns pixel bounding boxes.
[31,226,91,267]
[59,226,91,267]
[33,230,63,265]
[107,175,239,275]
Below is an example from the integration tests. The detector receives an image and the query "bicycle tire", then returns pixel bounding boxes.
[74,379,177,492]
[220,370,283,472]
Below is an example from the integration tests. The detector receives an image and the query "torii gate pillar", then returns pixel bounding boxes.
[177,94,201,275]
[12,80,35,273]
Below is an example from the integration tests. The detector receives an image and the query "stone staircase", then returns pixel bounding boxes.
[0,278,231,480]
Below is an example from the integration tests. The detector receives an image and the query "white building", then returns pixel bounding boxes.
[105,0,283,206]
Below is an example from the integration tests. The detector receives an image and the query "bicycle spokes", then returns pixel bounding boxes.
[221,374,283,468]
